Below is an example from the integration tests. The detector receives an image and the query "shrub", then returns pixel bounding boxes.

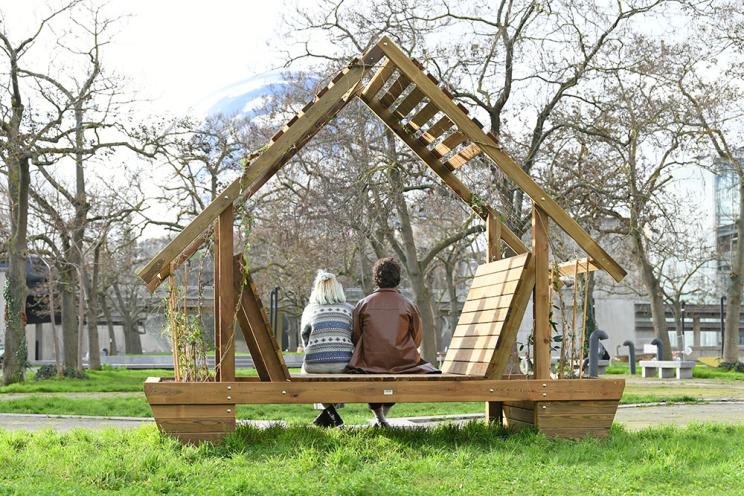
[719,361,744,373]
[33,365,87,381]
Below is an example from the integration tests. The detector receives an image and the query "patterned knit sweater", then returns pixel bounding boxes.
[300,302,354,366]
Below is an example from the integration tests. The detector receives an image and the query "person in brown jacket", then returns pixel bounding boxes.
[346,257,439,426]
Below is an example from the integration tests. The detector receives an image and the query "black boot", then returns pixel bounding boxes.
[372,407,391,428]
[313,405,344,428]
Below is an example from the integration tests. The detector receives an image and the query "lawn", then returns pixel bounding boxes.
[0,368,261,394]
[1,366,741,421]
[0,392,709,423]
[606,362,744,381]
[0,423,742,495]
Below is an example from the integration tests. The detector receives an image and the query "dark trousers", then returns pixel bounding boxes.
[369,402,395,411]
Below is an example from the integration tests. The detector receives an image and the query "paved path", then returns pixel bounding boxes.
[615,401,744,431]
[2,401,744,432]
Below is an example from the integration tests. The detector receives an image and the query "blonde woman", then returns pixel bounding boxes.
[300,270,354,374]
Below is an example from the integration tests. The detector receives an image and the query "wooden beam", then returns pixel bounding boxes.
[532,205,551,380]
[216,205,235,382]
[554,258,600,277]
[137,48,384,291]
[233,255,290,382]
[361,58,396,99]
[360,95,528,255]
[486,211,502,262]
[375,36,626,283]
[144,377,626,405]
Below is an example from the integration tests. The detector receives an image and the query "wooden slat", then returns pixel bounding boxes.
[532,206,550,380]
[425,116,454,140]
[441,131,468,150]
[443,348,497,363]
[360,95,528,254]
[144,378,626,404]
[216,205,235,382]
[378,73,412,108]
[460,295,514,314]
[485,254,535,379]
[555,258,600,277]
[453,321,504,338]
[446,143,483,170]
[234,256,290,382]
[465,280,520,300]
[375,36,626,283]
[290,373,480,381]
[504,417,534,431]
[394,86,426,117]
[503,405,535,424]
[151,404,235,419]
[468,268,524,289]
[448,334,500,350]
[441,360,489,376]
[475,253,530,277]
[156,418,236,433]
[137,47,384,291]
[361,58,396,99]
[456,308,509,326]
[409,101,439,127]
[538,400,620,414]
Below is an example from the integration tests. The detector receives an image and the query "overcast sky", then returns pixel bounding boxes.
[3,0,297,114]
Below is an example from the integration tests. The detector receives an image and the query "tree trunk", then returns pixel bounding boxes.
[633,232,672,359]
[723,180,744,364]
[444,260,459,350]
[84,245,101,369]
[100,293,117,355]
[123,319,143,355]
[3,157,30,385]
[60,263,79,369]
[48,270,63,375]
[406,271,437,364]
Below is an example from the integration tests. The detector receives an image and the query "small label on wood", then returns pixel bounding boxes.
[383,389,394,395]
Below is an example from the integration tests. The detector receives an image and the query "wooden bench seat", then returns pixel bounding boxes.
[289,373,481,381]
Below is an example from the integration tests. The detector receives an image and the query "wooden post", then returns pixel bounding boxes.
[532,205,551,379]
[213,231,221,380]
[485,211,503,419]
[215,205,236,382]
[486,211,502,262]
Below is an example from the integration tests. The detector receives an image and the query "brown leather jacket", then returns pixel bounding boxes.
[347,288,438,374]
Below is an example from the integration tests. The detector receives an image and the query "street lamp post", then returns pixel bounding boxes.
[721,296,726,357]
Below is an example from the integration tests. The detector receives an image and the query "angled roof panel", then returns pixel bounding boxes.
[137,36,625,292]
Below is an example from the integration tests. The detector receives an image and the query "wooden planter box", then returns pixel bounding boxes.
[145,376,624,443]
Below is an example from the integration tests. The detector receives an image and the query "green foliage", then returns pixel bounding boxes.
[608,362,744,381]
[33,365,86,381]
[719,361,744,373]
[0,424,743,494]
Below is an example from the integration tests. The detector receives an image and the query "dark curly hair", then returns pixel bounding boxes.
[373,257,401,289]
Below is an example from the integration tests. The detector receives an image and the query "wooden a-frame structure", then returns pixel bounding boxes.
[141,37,626,443]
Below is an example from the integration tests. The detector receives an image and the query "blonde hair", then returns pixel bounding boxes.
[308,270,346,305]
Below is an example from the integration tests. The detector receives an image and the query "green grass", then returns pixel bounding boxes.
[0,368,262,394]
[0,423,742,495]
[0,392,704,422]
[607,362,744,380]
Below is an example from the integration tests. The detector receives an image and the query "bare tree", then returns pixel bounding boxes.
[669,2,744,364]
[0,1,81,384]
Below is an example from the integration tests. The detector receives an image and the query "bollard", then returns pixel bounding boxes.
[589,330,609,378]
[650,338,664,361]
[622,340,636,375]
